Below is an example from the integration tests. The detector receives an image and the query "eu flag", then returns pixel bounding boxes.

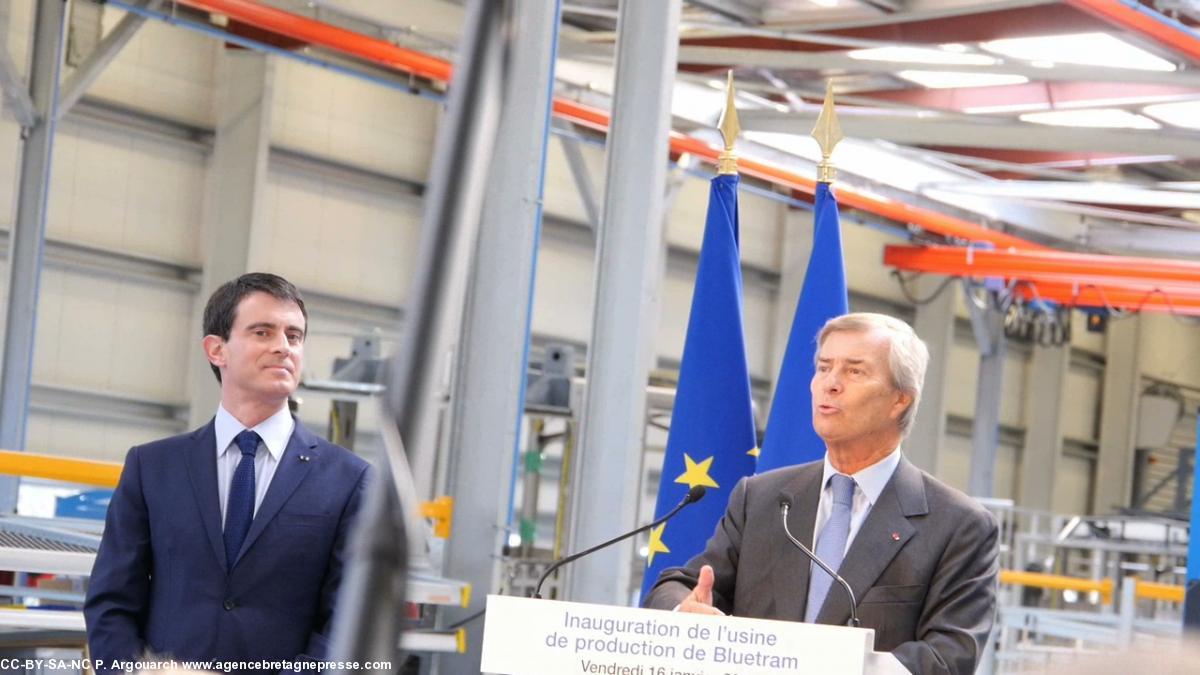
[756,182,848,473]
[639,173,758,598]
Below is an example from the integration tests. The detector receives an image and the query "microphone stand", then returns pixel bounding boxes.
[533,486,706,599]
[780,500,860,628]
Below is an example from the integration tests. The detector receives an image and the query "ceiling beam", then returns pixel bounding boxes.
[884,245,1200,289]
[765,0,1059,33]
[1017,280,1200,315]
[1085,226,1200,257]
[684,0,763,25]
[1067,0,1200,65]
[857,81,1200,114]
[738,108,1200,158]
[921,180,1200,209]
[171,0,1050,253]
[884,245,1200,314]
[671,44,1200,87]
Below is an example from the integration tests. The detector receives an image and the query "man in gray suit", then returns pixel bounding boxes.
[644,313,998,675]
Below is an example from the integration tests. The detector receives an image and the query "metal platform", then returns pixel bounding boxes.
[0,516,100,576]
[0,514,468,608]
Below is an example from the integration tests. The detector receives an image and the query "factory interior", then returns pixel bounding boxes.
[1,0,1200,673]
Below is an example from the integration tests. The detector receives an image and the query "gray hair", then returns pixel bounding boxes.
[816,313,929,436]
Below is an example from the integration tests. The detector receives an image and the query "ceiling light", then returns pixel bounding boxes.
[1020,108,1161,130]
[809,0,841,7]
[848,46,998,66]
[1143,100,1200,130]
[982,33,1176,72]
[898,70,1028,89]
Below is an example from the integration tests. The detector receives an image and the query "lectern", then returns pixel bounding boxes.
[481,595,895,675]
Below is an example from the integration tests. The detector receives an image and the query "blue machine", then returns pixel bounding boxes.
[55,489,112,520]
[1187,412,1200,629]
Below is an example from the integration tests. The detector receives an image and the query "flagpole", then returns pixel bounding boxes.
[812,79,843,185]
[718,70,739,176]
[754,79,849,473]
[639,72,759,599]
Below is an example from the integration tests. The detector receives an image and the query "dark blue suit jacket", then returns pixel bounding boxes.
[84,419,370,673]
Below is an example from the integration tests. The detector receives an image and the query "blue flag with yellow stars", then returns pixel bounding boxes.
[639,173,758,599]
[756,181,848,473]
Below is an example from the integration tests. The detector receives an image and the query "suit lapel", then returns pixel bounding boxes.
[773,463,822,621]
[232,419,319,567]
[817,457,929,626]
[184,420,227,570]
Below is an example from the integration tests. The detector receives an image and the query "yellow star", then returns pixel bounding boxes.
[747,446,761,458]
[646,523,670,567]
[675,453,720,490]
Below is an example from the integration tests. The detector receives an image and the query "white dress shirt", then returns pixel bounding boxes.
[812,447,910,674]
[811,447,903,554]
[215,403,293,527]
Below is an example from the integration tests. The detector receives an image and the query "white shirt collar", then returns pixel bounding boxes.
[820,446,902,507]
[215,403,294,462]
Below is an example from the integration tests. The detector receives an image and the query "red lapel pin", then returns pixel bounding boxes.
[891,532,901,541]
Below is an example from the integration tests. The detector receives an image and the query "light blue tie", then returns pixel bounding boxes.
[805,473,855,622]
[223,430,260,571]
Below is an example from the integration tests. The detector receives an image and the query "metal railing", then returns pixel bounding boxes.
[981,500,1189,674]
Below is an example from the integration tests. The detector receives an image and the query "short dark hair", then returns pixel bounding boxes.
[203,273,308,382]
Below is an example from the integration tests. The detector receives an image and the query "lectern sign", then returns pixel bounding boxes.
[481,595,874,675]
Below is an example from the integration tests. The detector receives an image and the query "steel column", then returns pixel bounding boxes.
[767,207,814,395]
[0,0,68,512]
[907,276,956,476]
[559,132,602,229]
[1095,317,1142,513]
[57,0,163,119]
[965,285,1005,498]
[330,0,512,668]
[186,50,274,427]
[0,0,33,128]
[563,0,682,605]
[436,0,561,670]
[0,49,35,129]
[1018,343,1070,510]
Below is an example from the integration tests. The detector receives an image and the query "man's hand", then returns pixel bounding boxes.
[677,565,725,615]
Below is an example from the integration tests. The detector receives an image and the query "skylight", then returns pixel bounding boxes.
[981,33,1177,72]
[1020,109,1161,130]
[898,71,1029,89]
[1143,100,1200,130]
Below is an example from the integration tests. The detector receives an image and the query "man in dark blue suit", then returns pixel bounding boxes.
[85,273,371,673]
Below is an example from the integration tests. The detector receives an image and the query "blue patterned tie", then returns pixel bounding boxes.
[224,430,260,570]
[805,473,856,622]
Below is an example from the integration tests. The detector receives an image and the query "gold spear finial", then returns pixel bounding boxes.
[812,79,843,184]
[717,70,740,175]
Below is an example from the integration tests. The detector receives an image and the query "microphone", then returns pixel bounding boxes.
[778,494,860,628]
[532,485,707,599]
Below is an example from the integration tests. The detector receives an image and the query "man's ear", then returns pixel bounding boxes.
[892,390,914,420]
[202,335,226,370]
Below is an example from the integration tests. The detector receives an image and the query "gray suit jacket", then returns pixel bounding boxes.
[643,457,998,675]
